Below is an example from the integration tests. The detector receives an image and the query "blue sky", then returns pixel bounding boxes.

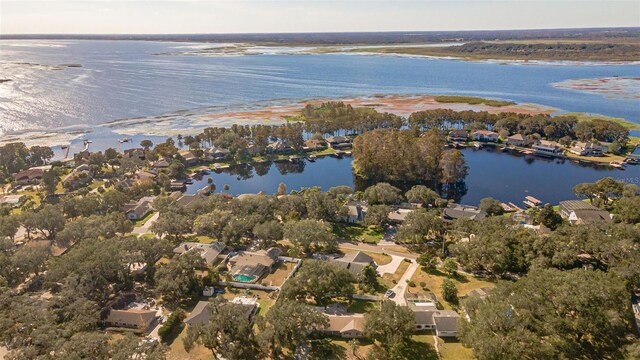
[1,1,638,34]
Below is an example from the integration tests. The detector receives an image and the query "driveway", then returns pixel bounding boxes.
[389,260,419,306]
[132,212,159,237]
[376,255,403,276]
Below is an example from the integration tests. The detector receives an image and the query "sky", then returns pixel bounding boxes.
[1,1,639,35]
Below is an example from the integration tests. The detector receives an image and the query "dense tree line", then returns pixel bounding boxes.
[353,129,468,185]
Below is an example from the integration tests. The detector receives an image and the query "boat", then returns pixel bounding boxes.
[306,155,317,162]
[623,157,638,165]
[523,196,542,208]
[473,142,482,149]
[609,161,626,169]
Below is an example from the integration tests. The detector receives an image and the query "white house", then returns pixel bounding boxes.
[472,130,499,142]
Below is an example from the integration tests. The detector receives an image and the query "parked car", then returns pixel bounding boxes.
[384,290,395,298]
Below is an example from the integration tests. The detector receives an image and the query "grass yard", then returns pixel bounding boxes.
[194,235,216,244]
[328,338,372,360]
[437,338,475,360]
[261,261,296,287]
[408,266,496,309]
[347,299,378,313]
[167,326,211,360]
[332,223,384,244]
[131,211,156,226]
[379,259,411,289]
[219,289,277,316]
[364,251,392,266]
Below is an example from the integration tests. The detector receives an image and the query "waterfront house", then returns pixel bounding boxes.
[227,247,282,282]
[442,203,487,222]
[179,150,198,166]
[134,169,157,183]
[123,196,155,221]
[506,134,526,147]
[267,141,292,153]
[151,158,170,170]
[325,136,352,149]
[303,139,325,151]
[185,297,259,326]
[204,146,230,161]
[176,193,208,208]
[330,251,375,277]
[12,168,44,185]
[569,141,606,157]
[448,129,469,142]
[558,200,612,224]
[472,130,499,142]
[173,242,226,265]
[321,313,365,338]
[342,204,363,223]
[123,148,146,160]
[533,140,564,157]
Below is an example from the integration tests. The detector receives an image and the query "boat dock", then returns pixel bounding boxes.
[523,196,542,208]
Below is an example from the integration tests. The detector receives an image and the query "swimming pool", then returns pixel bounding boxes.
[232,274,257,283]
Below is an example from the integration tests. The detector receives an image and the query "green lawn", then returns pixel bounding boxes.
[332,223,384,244]
[131,211,156,226]
[347,299,378,313]
[409,266,496,309]
[438,338,474,360]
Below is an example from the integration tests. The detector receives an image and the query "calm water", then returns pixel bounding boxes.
[187,149,640,206]
[1,40,639,140]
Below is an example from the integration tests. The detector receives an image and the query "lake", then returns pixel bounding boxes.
[1,40,639,143]
[186,149,640,206]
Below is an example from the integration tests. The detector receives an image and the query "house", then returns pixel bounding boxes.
[322,313,365,338]
[179,150,198,166]
[408,301,439,330]
[448,129,469,142]
[123,196,156,221]
[134,169,157,182]
[461,287,493,300]
[325,136,352,149]
[104,309,158,332]
[176,193,207,208]
[569,141,606,157]
[342,204,363,223]
[174,242,226,265]
[506,134,526,147]
[123,148,146,160]
[227,247,282,281]
[185,297,259,326]
[204,146,230,161]
[12,168,44,185]
[61,165,92,189]
[331,251,375,277]
[433,310,459,337]
[558,200,612,224]
[0,195,22,208]
[152,158,171,169]
[303,139,325,151]
[387,208,414,223]
[442,203,487,222]
[533,140,564,157]
[267,141,292,153]
[472,130,499,142]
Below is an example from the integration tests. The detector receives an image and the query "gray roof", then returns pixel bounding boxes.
[558,200,600,212]
[185,300,257,326]
[408,302,438,326]
[174,242,226,264]
[341,251,374,265]
[433,310,459,333]
[572,209,612,223]
[443,203,487,221]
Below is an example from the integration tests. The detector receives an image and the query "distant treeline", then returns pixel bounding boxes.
[2,28,638,44]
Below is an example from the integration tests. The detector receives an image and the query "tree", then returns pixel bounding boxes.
[405,185,441,207]
[140,139,154,151]
[252,220,283,246]
[364,205,390,227]
[154,251,205,307]
[363,183,403,205]
[364,301,415,349]
[417,253,437,271]
[22,204,66,240]
[284,219,337,254]
[357,264,380,293]
[442,258,458,277]
[534,203,562,230]
[41,169,58,196]
[440,149,468,184]
[613,196,640,224]
[303,189,339,221]
[280,260,354,306]
[460,269,634,360]
[257,300,328,359]
[478,197,504,216]
[183,298,258,359]
[276,182,287,195]
[396,209,444,244]
[441,278,458,303]
[151,209,193,240]
[194,210,232,240]
[0,215,19,241]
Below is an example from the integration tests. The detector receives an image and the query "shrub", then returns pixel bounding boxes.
[158,309,185,342]
[408,281,416,287]
[419,281,426,288]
